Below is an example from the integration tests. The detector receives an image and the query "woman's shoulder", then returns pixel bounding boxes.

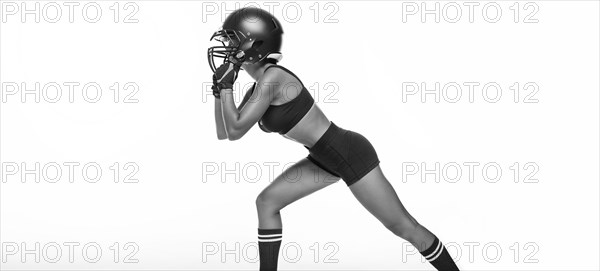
[263,64,304,87]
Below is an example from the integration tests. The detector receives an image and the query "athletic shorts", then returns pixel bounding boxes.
[305,122,380,186]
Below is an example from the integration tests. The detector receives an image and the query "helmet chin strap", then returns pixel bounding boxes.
[226,50,281,72]
[228,50,245,68]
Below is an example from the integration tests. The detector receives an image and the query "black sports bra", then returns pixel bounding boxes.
[252,65,315,134]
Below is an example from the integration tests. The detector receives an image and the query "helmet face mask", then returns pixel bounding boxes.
[208,29,245,73]
[208,7,283,73]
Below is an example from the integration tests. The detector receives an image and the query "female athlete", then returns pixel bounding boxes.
[208,7,460,271]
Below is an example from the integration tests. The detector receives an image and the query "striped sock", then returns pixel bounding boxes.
[258,228,282,271]
[419,236,459,271]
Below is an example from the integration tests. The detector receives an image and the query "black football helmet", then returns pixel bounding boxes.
[208,7,284,73]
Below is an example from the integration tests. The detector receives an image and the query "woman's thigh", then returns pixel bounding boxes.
[257,157,341,210]
[348,166,418,229]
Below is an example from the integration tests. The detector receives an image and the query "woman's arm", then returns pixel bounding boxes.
[214,98,228,140]
[220,74,275,140]
[215,84,256,140]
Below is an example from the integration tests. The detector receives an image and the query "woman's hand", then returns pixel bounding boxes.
[212,61,240,98]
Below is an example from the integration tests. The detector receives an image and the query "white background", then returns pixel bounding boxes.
[1,1,599,270]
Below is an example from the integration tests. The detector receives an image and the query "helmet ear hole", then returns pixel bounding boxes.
[251,40,263,49]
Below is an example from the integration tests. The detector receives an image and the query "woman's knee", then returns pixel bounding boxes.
[385,220,420,240]
[255,191,282,213]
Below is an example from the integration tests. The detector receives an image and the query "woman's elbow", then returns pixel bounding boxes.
[228,133,243,141]
[226,121,248,141]
[226,128,244,141]
[217,133,228,140]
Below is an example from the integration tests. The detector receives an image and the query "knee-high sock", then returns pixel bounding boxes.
[258,228,282,271]
[419,235,459,271]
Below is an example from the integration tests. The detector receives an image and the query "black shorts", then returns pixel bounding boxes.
[305,122,380,186]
